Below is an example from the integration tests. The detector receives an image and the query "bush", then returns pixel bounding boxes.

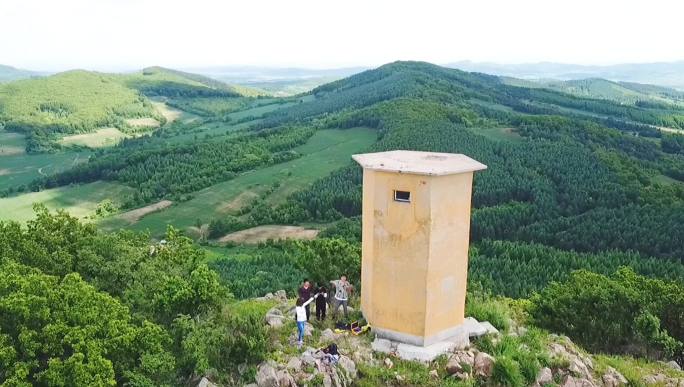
[465,292,511,332]
[491,356,525,387]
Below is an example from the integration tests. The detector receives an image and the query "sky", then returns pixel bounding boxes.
[1,0,683,72]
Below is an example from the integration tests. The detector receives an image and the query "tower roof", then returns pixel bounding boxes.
[352,150,487,176]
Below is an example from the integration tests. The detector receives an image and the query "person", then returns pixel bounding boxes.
[319,343,340,365]
[330,275,354,319]
[315,284,328,321]
[295,296,314,348]
[298,279,313,321]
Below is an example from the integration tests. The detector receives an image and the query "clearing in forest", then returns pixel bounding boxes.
[218,225,319,244]
[98,127,377,236]
[152,101,182,123]
[0,130,26,156]
[217,191,260,214]
[59,127,129,148]
[125,117,160,128]
[117,200,173,223]
[0,181,134,223]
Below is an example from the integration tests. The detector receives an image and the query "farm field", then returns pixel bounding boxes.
[0,180,134,222]
[0,149,89,187]
[59,127,129,148]
[98,127,376,236]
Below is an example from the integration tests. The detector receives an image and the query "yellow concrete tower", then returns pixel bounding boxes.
[352,150,487,347]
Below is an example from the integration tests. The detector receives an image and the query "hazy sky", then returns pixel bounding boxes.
[2,0,683,71]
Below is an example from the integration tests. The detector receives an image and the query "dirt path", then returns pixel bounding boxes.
[118,200,173,223]
[218,225,319,244]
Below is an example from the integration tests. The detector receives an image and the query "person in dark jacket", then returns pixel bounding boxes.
[298,279,313,321]
[315,284,328,321]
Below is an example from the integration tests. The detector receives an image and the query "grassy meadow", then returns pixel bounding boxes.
[98,127,376,236]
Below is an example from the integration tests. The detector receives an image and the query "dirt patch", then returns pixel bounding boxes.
[118,200,173,223]
[217,191,260,214]
[658,126,684,135]
[152,101,181,124]
[0,168,11,176]
[218,225,319,244]
[0,146,25,156]
[125,117,161,128]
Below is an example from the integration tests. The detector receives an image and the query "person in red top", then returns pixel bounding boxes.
[298,279,313,321]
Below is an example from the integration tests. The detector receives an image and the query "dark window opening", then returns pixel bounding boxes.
[394,190,411,203]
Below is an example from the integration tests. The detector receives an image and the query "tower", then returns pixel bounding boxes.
[352,150,487,346]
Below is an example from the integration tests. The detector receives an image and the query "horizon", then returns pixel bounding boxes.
[2,0,684,72]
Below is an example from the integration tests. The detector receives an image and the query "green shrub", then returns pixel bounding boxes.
[491,356,525,387]
[465,293,511,332]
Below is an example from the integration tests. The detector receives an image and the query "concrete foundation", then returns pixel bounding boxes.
[371,317,499,362]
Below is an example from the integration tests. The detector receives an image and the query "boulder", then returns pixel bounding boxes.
[562,375,596,387]
[194,377,217,387]
[371,338,394,353]
[535,367,553,386]
[320,328,339,343]
[454,372,470,380]
[274,289,287,302]
[255,362,279,387]
[384,358,394,369]
[301,351,317,366]
[286,356,302,372]
[480,321,500,335]
[304,323,314,336]
[265,307,285,328]
[666,360,682,371]
[568,356,593,380]
[276,370,296,387]
[602,367,627,387]
[429,369,439,379]
[446,351,476,375]
[473,352,495,377]
[338,355,357,378]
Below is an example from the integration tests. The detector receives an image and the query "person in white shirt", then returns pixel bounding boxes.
[295,296,314,348]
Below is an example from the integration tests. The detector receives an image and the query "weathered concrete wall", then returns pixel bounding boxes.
[360,169,477,345]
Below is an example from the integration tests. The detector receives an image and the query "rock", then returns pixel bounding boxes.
[265,307,285,328]
[454,372,470,380]
[371,338,394,353]
[395,374,405,382]
[384,357,394,369]
[301,351,317,366]
[480,321,500,335]
[244,384,258,387]
[535,367,553,386]
[322,373,333,387]
[473,352,495,377]
[338,355,357,378]
[429,369,439,379]
[562,375,596,387]
[286,356,302,371]
[602,367,627,387]
[568,356,593,380]
[255,361,279,387]
[303,323,314,336]
[463,317,488,337]
[276,370,296,387]
[274,289,287,302]
[194,377,217,387]
[320,328,339,343]
[667,360,682,371]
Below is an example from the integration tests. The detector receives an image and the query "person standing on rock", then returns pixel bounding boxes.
[330,275,354,319]
[295,296,314,348]
[315,283,328,321]
[298,279,313,321]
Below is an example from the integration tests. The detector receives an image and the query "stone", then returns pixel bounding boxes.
[568,356,592,380]
[196,377,217,387]
[320,328,339,343]
[304,323,314,336]
[454,372,470,380]
[338,355,357,378]
[667,360,682,371]
[562,375,596,387]
[286,356,302,371]
[536,367,553,386]
[395,374,405,382]
[301,351,317,366]
[264,306,285,328]
[429,369,439,379]
[446,352,475,375]
[479,321,500,335]
[277,370,296,387]
[463,317,488,337]
[274,289,287,302]
[384,358,394,369]
[473,352,495,377]
[602,367,627,387]
[255,362,279,387]
[322,373,333,387]
[371,338,394,353]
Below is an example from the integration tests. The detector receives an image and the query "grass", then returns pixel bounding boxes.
[59,127,129,148]
[0,149,90,188]
[98,127,376,236]
[0,181,134,222]
[0,129,27,155]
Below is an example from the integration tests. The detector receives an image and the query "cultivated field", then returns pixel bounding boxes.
[0,181,134,222]
[98,127,376,236]
[0,130,26,155]
[0,150,89,187]
[59,127,129,148]
[218,225,319,244]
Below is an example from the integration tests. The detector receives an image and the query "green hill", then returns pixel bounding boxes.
[0,64,42,83]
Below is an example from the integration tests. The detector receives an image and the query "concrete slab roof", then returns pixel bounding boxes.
[352,150,487,176]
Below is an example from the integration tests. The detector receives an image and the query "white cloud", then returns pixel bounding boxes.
[1,0,683,71]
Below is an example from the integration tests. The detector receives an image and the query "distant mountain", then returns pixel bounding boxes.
[186,66,368,96]
[447,60,684,90]
[138,66,265,97]
[0,64,44,83]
